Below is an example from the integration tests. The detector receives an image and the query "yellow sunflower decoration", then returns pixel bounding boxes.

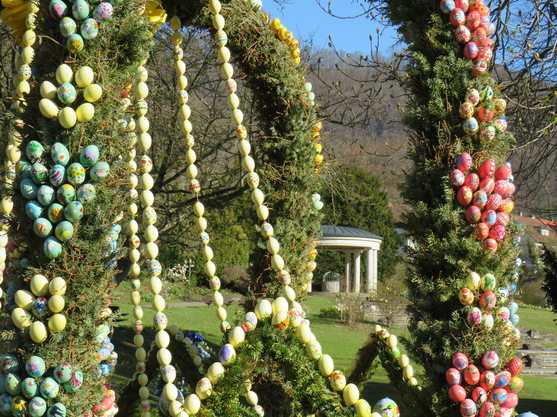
[144,0,167,30]
[1,0,35,37]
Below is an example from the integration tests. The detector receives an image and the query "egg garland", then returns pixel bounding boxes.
[268,17,302,65]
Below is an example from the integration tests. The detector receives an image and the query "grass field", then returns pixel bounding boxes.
[112,293,557,415]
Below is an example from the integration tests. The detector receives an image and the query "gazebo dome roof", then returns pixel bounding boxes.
[321,225,383,240]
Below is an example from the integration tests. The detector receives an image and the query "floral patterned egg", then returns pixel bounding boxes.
[51,143,71,166]
[55,221,74,242]
[21,377,38,398]
[33,217,53,238]
[76,183,96,204]
[64,200,84,222]
[462,117,479,134]
[80,145,100,167]
[143,207,156,225]
[455,24,470,43]
[16,160,31,179]
[153,311,168,329]
[81,18,99,40]
[72,0,90,21]
[56,184,75,206]
[31,163,49,185]
[44,236,63,259]
[465,205,481,223]
[480,125,496,141]
[28,396,47,417]
[32,297,49,318]
[37,185,55,207]
[90,161,110,181]
[26,356,46,378]
[46,402,66,417]
[5,373,22,395]
[459,102,474,119]
[48,203,65,223]
[66,33,84,54]
[67,163,85,186]
[49,0,67,19]
[493,117,507,133]
[26,200,44,220]
[305,340,322,360]
[160,365,176,383]
[57,83,77,105]
[468,307,482,325]
[139,155,153,173]
[40,377,59,399]
[93,2,113,21]
[458,288,474,305]
[20,178,39,199]
[11,396,27,417]
[63,370,83,393]
[465,88,480,105]
[1,354,20,373]
[54,363,72,383]
[27,140,45,160]
[59,17,77,37]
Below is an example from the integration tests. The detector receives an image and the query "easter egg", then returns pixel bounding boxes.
[72,0,90,20]
[59,17,77,37]
[465,205,481,223]
[77,183,96,204]
[449,8,465,26]
[31,163,49,185]
[57,83,77,105]
[481,210,497,227]
[508,376,523,393]
[459,287,474,305]
[37,185,56,206]
[495,165,511,180]
[471,26,486,43]
[1,354,20,374]
[478,103,495,121]
[76,103,95,124]
[480,274,496,291]
[496,306,510,322]
[494,370,511,388]
[506,357,523,377]
[494,117,508,133]
[467,271,480,290]
[372,397,400,417]
[489,224,506,242]
[448,384,466,402]
[49,165,66,187]
[492,98,507,113]
[472,190,487,209]
[464,173,480,191]
[90,161,110,181]
[56,184,75,205]
[460,398,477,417]
[445,368,461,386]
[479,402,495,417]
[26,356,46,377]
[493,180,510,196]
[463,41,479,60]
[5,373,22,395]
[54,363,72,383]
[457,186,472,206]
[477,46,493,62]
[463,117,479,134]
[218,344,236,365]
[456,152,472,172]
[21,377,38,398]
[440,0,455,13]
[473,222,489,240]
[67,162,85,186]
[502,392,518,409]
[306,339,322,360]
[452,352,468,370]
[44,236,63,259]
[47,402,66,417]
[450,169,465,187]
[64,200,83,222]
[20,178,38,199]
[488,388,507,404]
[455,25,471,43]
[329,370,347,391]
[482,350,499,369]
[27,140,45,159]
[26,200,44,220]
[479,86,493,102]
[242,312,258,332]
[464,364,480,385]
[11,396,27,416]
[466,88,480,105]
[16,160,31,178]
[479,370,495,390]
[480,125,496,141]
[32,297,49,318]
[479,159,496,178]
[472,386,487,403]
[63,370,83,393]
[66,34,84,54]
[483,238,498,252]
[93,2,113,21]
[48,203,65,223]
[55,221,74,242]
[502,181,515,198]
[49,0,68,19]
[80,145,100,167]
[482,312,494,330]
[28,397,47,417]
[472,58,488,76]
[466,10,481,29]
[479,177,495,194]
[81,18,99,40]
[30,321,48,343]
[468,307,482,325]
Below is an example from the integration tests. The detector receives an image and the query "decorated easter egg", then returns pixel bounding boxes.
[456,152,472,172]
[508,376,523,393]
[330,370,347,391]
[5,373,22,395]
[153,311,168,329]
[56,184,75,205]
[372,397,400,417]
[465,88,480,105]
[72,0,90,20]
[446,368,461,385]
[242,312,258,332]
[479,402,495,417]
[67,162,85,186]
[452,352,468,370]
[464,173,480,191]
[472,386,487,404]
[26,356,46,377]
[506,357,523,377]
[455,25,471,43]
[57,83,77,105]
[1,354,20,374]
[478,103,495,122]
[502,181,515,198]
[493,180,510,196]
[482,312,494,330]
[472,58,488,76]
[468,307,482,325]
[460,398,477,417]
[479,177,494,194]
[32,297,49,318]
[440,0,456,13]
[21,377,38,398]
[55,221,74,242]
[477,46,493,62]
[81,18,99,40]
[40,377,59,399]
[80,145,100,167]
[59,17,77,37]
[64,200,83,222]
[501,392,518,409]
[472,190,487,209]
[480,125,496,141]
[20,178,39,199]
[448,384,466,402]
[66,33,84,54]
[466,9,481,29]
[90,161,110,181]
[459,102,475,119]
[37,185,56,207]
[16,160,31,178]
[483,238,498,252]
[496,306,510,322]
[481,210,497,227]
[219,344,236,365]
[31,163,49,185]
[63,370,83,393]
[450,169,465,187]
[463,117,479,134]
[47,402,66,417]
[49,165,66,187]
[493,117,508,133]
[488,388,507,404]
[467,271,480,290]
[494,370,511,388]
[482,350,499,369]
[479,159,496,178]
[33,218,53,238]
[489,224,506,242]
[28,396,47,417]
[459,287,474,305]
[306,339,322,360]
[457,186,472,206]
[479,370,495,390]
[93,2,113,21]
[53,363,72,384]
[11,396,27,417]
[463,41,479,60]
[49,0,68,19]
[480,273,496,291]
[491,98,507,113]
[465,205,481,223]
[48,203,65,223]
[473,222,489,240]
[27,140,45,159]
[495,165,511,181]
[463,364,480,385]
[44,236,63,259]
[26,200,44,220]
[77,183,96,204]
[449,8,465,26]
[471,26,486,43]
[479,86,493,101]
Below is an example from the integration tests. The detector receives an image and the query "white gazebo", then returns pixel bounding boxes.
[317,225,383,294]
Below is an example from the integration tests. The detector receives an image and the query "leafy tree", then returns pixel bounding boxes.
[542,246,557,316]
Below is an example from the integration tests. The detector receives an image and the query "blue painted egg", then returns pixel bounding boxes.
[63,370,83,393]
[80,145,99,167]
[64,201,84,222]
[51,143,70,166]
[48,203,65,223]
[76,183,96,204]
[72,0,90,20]
[37,185,56,206]
[5,373,22,395]
[219,344,236,364]
[28,396,47,417]
[90,161,110,181]
[44,236,63,259]
[53,363,72,383]
[148,260,161,276]
[57,83,77,105]
[31,163,48,184]
[1,354,20,373]
[49,165,66,187]
[15,160,31,179]
[66,33,84,54]
[0,393,11,415]
[26,140,45,160]
[56,184,75,205]
[93,2,113,21]
[33,218,53,238]
[21,377,38,398]
[20,178,38,199]
[49,0,68,19]
[46,402,66,417]
[26,356,46,377]
[26,200,44,220]
[81,18,99,40]
[67,162,85,186]
[463,117,479,134]
[59,17,77,37]
[112,224,122,233]
[40,377,59,399]
[55,221,74,242]
[32,297,49,318]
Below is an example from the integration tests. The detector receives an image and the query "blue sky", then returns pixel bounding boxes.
[263,0,400,54]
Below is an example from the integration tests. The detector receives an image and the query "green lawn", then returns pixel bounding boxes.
[112,294,557,415]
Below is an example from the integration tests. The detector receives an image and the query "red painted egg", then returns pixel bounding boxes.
[495,165,512,180]
[479,291,496,310]
[478,103,495,121]
[483,238,498,252]
[452,352,469,370]
[472,190,488,209]
[489,224,506,242]
[481,210,497,227]
[507,376,523,393]
[460,398,477,417]
[464,41,479,60]
[505,357,523,377]
[482,350,500,369]
[479,401,495,417]
[479,159,496,178]
[457,186,473,206]
[477,4,490,16]
[502,392,518,409]
[464,173,480,191]
[471,27,486,43]
[495,212,510,227]
[485,194,502,211]
[501,182,515,198]
[479,371,495,390]
[459,288,475,305]
[456,152,473,172]
[455,0,469,12]
[488,388,507,404]
[92,403,109,416]
[472,58,488,77]
[459,102,475,119]
[473,223,489,240]
[479,178,495,194]
[494,370,511,388]
[499,199,514,213]
[446,367,462,385]
[493,180,510,196]
[463,364,480,385]
[455,25,471,43]
[466,10,481,30]
[448,384,467,402]
[451,169,465,187]
[478,37,495,48]
[477,46,493,63]
[450,8,466,26]
[472,386,487,403]
[465,205,482,223]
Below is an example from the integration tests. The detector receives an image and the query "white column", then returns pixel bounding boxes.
[344,251,351,293]
[353,250,361,293]
[371,250,378,294]
[366,249,373,293]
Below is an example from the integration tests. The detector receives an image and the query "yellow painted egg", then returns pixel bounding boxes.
[145,241,158,258]
[255,299,272,320]
[30,275,49,297]
[229,326,245,347]
[296,323,312,344]
[12,307,33,328]
[163,384,178,401]
[355,399,372,417]
[206,362,225,384]
[184,394,201,414]
[151,294,166,311]
[39,98,59,118]
[15,289,35,310]
[282,285,296,302]
[48,313,67,332]
[195,377,212,400]
[305,339,322,360]
[49,277,67,295]
[29,321,48,343]
[467,271,481,290]
[271,254,284,271]
[21,46,35,64]
[329,370,346,391]
[48,295,65,313]
[56,64,73,84]
[272,310,289,330]
[398,354,409,368]
[75,66,94,87]
[84,83,102,102]
[76,102,94,122]
[40,81,57,99]
[135,81,149,99]
[272,297,288,314]
[403,365,414,379]
[343,383,360,406]
[59,107,77,128]
[318,354,334,376]
[156,348,172,365]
